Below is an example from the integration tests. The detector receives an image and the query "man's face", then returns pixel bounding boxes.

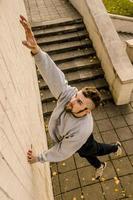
[65,90,95,117]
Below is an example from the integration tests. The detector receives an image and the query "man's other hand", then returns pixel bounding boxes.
[27,149,38,164]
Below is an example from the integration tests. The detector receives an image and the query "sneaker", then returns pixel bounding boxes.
[115,141,122,157]
[95,162,107,179]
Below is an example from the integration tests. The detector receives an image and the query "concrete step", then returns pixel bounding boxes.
[36,30,89,45]
[42,80,111,116]
[50,48,95,63]
[40,68,103,102]
[32,17,82,30]
[38,66,103,90]
[58,56,100,72]
[41,39,92,54]
[37,56,100,79]
[33,23,85,37]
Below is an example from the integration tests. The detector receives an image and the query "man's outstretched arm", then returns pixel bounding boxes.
[20,15,69,99]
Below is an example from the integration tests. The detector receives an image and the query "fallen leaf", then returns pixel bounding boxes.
[62,162,66,166]
[114,188,119,192]
[114,177,120,185]
[72,197,77,200]
[101,177,106,182]
[52,171,57,176]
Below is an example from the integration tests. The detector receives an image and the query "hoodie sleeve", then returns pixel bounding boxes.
[34,50,69,99]
[37,132,88,163]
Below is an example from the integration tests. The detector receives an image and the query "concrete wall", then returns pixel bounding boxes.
[69,0,133,105]
[0,1,53,200]
[110,14,133,33]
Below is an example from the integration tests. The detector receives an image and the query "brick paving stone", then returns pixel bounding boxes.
[104,102,121,117]
[120,174,133,198]
[59,170,80,193]
[129,155,133,166]
[82,183,105,200]
[93,121,100,134]
[51,164,61,196]
[115,127,133,141]
[52,173,61,196]
[110,115,127,129]
[124,113,133,125]
[25,0,80,23]
[101,129,119,144]
[57,156,76,173]
[74,153,89,168]
[92,106,108,120]
[77,165,98,186]
[93,132,104,143]
[112,157,133,176]
[122,139,133,155]
[55,195,62,200]
[62,188,82,200]
[96,119,113,132]
[101,179,123,200]
[118,104,133,114]
[101,161,117,180]
[129,125,133,133]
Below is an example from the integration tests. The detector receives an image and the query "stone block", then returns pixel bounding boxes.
[115,127,133,141]
[96,119,113,132]
[57,156,76,173]
[124,113,133,125]
[101,129,119,144]
[82,183,105,200]
[120,174,133,198]
[101,179,123,200]
[112,157,133,176]
[62,188,82,200]
[77,166,98,186]
[74,153,89,168]
[122,139,133,155]
[59,170,80,193]
[110,115,127,129]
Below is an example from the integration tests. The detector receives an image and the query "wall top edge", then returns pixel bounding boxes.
[109,13,133,22]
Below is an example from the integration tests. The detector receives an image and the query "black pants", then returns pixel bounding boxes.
[77,134,118,168]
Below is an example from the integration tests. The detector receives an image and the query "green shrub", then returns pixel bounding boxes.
[102,0,133,17]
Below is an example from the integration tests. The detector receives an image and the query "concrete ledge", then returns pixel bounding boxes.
[110,14,133,33]
[126,39,133,62]
[69,0,133,105]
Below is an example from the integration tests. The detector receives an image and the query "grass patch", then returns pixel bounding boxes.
[102,0,133,17]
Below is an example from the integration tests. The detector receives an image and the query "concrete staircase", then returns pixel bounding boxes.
[32,18,112,117]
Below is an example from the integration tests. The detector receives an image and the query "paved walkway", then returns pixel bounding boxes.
[24,0,133,199]
[24,0,80,23]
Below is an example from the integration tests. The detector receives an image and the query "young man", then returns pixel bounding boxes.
[20,15,122,179]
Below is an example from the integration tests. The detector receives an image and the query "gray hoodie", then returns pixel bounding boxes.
[35,50,93,162]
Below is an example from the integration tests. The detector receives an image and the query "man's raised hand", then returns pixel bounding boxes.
[20,15,40,54]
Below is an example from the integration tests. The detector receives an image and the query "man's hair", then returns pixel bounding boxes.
[82,86,102,108]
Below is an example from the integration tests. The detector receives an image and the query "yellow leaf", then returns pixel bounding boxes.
[72,197,77,200]
[101,177,106,182]
[52,171,57,176]
[62,162,66,166]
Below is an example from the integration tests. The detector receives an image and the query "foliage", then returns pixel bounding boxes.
[102,0,133,17]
